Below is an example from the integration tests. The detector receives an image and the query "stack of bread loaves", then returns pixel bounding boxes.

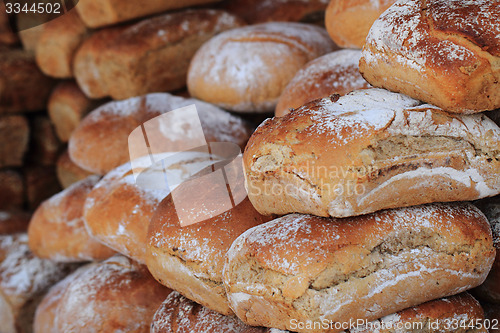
[2,0,500,332]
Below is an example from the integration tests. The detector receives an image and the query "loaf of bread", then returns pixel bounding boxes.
[359,0,500,113]
[74,9,243,100]
[23,166,62,210]
[224,204,495,333]
[69,93,253,175]
[219,0,329,24]
[0,115,29,168]
[48,81,102,143]
[151,291,267,333]
[0,50,55,113]
[0,170,24,210]
[244,89,500,218]
[56,150,94,189]
[325,0,396,49]
[83,151,224,264]
[28,175,116,262]
[275,49,371,117]
[0,211,30,235]
[0,233,74,333]
[474,196,500,303]
[50,255,172,333]
[76,0,223,28]
[35,10,89,78]
[187,22,337,113]
[146,179,273,315]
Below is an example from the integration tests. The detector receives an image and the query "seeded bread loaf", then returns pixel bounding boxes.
[244,89,500,218]
[224,204,495,333]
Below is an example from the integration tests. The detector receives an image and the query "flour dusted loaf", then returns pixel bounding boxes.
[224,203,495,333]
[146,178,272,315]
[359,0,500,114]
[74,9,243,100]
[151,291,267,333]
[83,152,225,264]
[35,10,89,78]
[275,49,371,117]
[325,0,396,49]
[244,89,500,218]
[0,234,73,333]
[28,175,115,262]
[474,195,500,303]
[76,0,223,28]
[52,255,172,333]
[69,93,252,175]
[187,22,337,113]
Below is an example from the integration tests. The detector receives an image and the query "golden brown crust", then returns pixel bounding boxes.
[54,255,173,333]
[187,22,337,113]
[28,175,115,262]
[325,0,396,48]
[56,150,94,189]
[275,50,371,117]
[76,0,223,28]
[74,9,244,100]
[224,204,495,332]
[244,89,500,218]
[359,0,500,113]
[68,93,253,174]
[35,10,89,78]
[0,50,55,113]
[146,181,272,315]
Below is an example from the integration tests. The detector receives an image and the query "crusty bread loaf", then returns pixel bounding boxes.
[0,211,30,235]
[35,10,89,78]
[74,9,244,100]
[359,0,500,113]
[69,93,253,175]
[0,233,74,333]
[474,195,500,303]
[28,175,116,262]
[187,22,337,113]
[275,50,371,117]
[0,115,29,168]
[83,152,224,264]
[0,170,24,210]
[146,179,273,315]
[56,150,94,189]
[325,0,396,49]
[0,50,55,113]
[218,0,329,24]
[76,0,223,28]
[151,291,267,333]
[53,255,172,333]
[244,89,500,218]
[224,204,495,333]
[48,81,103,143]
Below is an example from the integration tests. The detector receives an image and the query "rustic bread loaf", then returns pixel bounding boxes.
[275,49,371,117]
[325,0,396,48]
[224,204,495,333]
[75,0,223,28]
[35,10,89,78]
[74,9,244,100]
[28,175,115,262]
[56,150,94,189]
[187,22,337,113]
[359,0,500,113]
[244,89,500,218]
[68,93,253,175]
[52,255,172,333]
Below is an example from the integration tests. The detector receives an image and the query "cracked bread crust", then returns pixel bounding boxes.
[146,191,272,316]
[223,203,496,333]
[359,0,500,113]
[243,89,500,218]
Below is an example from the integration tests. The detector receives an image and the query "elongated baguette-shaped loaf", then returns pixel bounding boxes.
[359,0,500,113]
[244,89,500,218]
[224,204,495,333]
